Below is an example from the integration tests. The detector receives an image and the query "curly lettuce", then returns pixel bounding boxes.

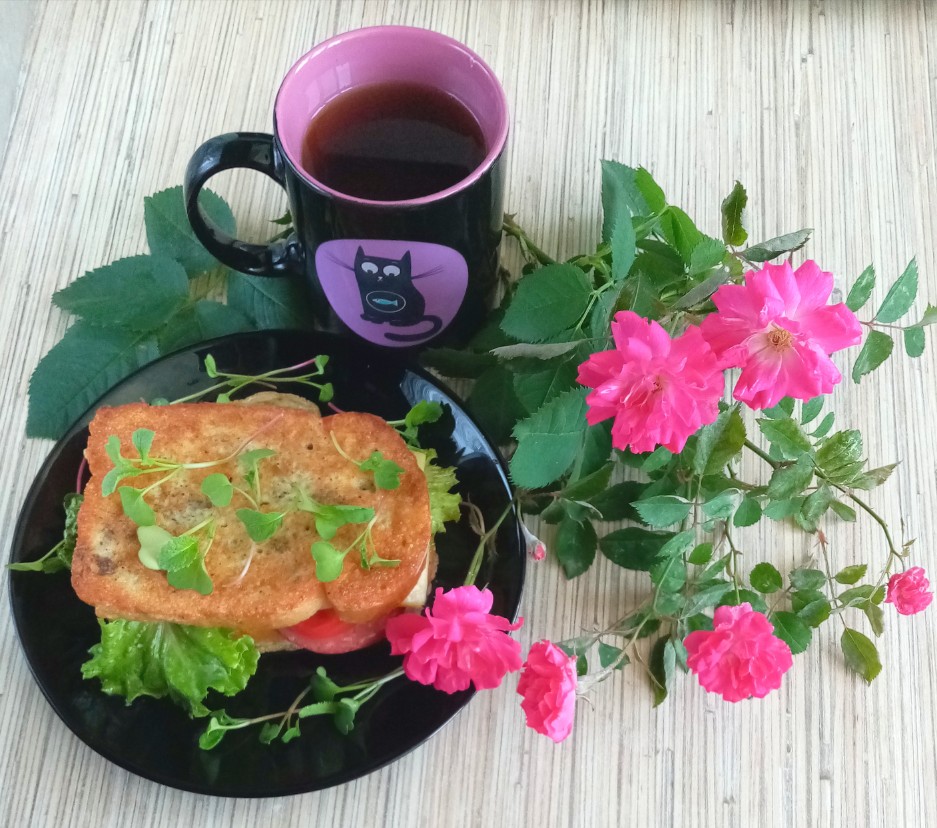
[82,620,259,717]
[411,447,461,534]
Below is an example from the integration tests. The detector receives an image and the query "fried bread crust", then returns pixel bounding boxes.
[72,402,431,630]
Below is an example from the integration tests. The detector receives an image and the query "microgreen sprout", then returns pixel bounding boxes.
[386,400,444,445]
[7,493,84,574]
[310,514,399,582]
[199,665,405,749]
[167,354,333,405]
[329,432,404,490]
[137,518,215,594]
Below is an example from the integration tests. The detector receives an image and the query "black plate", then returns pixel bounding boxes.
[8,330,524,797]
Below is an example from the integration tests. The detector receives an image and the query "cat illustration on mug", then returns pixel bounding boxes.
[326,246,443,342]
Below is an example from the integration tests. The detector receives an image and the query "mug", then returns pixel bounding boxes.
[183,26,508,349]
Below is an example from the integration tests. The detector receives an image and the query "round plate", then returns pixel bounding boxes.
[8,330,525,797]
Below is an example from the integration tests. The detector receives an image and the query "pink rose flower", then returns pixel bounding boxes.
[516,640,578,742]
[385,586,523,693]
[684,603,793,702]
[577,311,724,454]
[700,260,862,409]
[885,567,933,615]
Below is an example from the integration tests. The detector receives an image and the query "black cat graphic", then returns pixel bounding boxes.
[327,247,444,342]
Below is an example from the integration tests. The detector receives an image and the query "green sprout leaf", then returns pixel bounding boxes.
[137,525,176,570]
[358,451,404,490]
[118,486,156,527]
[311,540,347,582]
[236,509,286,542]
[132,429,155,461]
[201,473,234,507]
[8,492,84,573]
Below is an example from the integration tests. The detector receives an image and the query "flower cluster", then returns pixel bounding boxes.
[578,261,863,452]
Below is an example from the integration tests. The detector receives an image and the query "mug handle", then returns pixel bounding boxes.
[183,132,304,277]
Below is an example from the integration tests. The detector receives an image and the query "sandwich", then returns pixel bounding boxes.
[71,394,448,656]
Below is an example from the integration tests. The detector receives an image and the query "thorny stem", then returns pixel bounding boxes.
[724,527,743,602]
[463,501,514,587]
[743,438,778,468]
[577,610,652,692]
[503,215,556,266]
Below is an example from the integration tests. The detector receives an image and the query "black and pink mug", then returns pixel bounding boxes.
[184,26,508,349]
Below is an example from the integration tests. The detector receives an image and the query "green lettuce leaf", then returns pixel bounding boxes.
[81,620,259,716]
[412,448,461,534]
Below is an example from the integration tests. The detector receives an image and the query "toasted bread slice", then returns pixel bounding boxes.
[72,401,431,631]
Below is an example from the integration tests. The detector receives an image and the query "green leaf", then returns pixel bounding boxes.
[834,563,868,585]
[688,542,713,565]
[767,455,814,499]
[838,585,881,607]
[420,347,496,378]
[510,389,589,488]
[649,531,692,593]
[599,527,675,570]
[757,418,813,460]
[875,259,918,323]
[796,485,833,532]
[601,160,649,244]
[903,326,926,358]
[721,181,748,247]
[750,562,783,594]
[562,463,614,500]
[137,525,175,570]
[145,187,236,275]
[227,270,316,329]
[641,446,673,473]
[864,603,885,637]
[555,516,597,578]
[701,489,743,523]
[694,406,745,475]
[598,642,628,670]
[53,255,189,331]
[132,429,154,461]
[743,229,812,263]
[118,487,156,527]
[810,412,835,439]
[201,473,233,507]
[157,300,252,356]
[763,497,804,520]
[27,321,160,440]
[649,637,676,706]
[310,541,346,582]
[633,495,692,528]
[790,568,827,591]
[796,596,832,628]
[840,627,882,683]
[500,264,594,341]
[688,237,726,276]
[468,364,526,445]
[800,396,824,425]
[235,509,285,542]
[846,265,876,312]
[610,211,637,282]
[770,611,812,655]
[849,464,896,491]
[512,360,578,412]
[165,550,213,595]
[912,303,937,328]
[815,430,863,483]
[588,481,645,522]
[659,206,705,264]
[762,397,795,419]
[359,451,404,490]
[683,582,734,616]
[82,619,258,716]
[157,534,200,571]
[719,588,768,614]
[829,499,857,521]
[634,166,666,213]
[852,330,894,383]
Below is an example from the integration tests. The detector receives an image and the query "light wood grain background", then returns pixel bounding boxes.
[1,1,936,826]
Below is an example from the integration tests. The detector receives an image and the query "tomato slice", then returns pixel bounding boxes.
[279,609,390,654]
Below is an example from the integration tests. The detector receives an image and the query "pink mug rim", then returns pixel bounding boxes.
[272,25,509,208]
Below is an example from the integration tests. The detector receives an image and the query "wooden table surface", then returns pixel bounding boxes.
[2,2,936,826]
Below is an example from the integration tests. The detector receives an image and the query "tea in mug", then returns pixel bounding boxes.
[300,81,486,201]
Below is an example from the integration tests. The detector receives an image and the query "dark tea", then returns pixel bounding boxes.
[300,81,487,201]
